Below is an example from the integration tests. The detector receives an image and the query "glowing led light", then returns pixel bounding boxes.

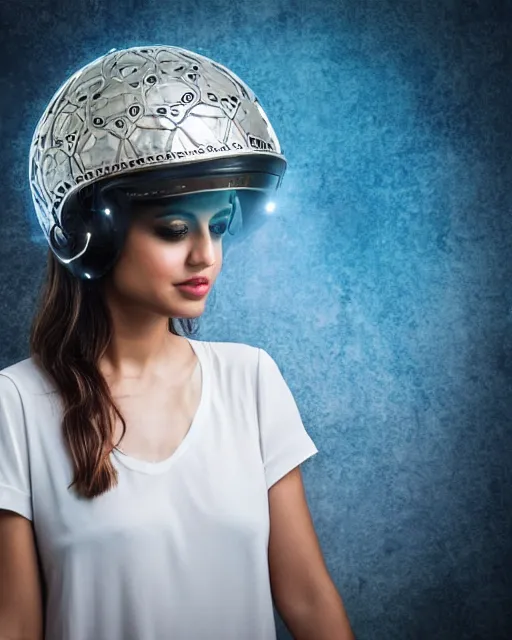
[84,273,91,279]
[105,208,111,215]
[265,202,276,213]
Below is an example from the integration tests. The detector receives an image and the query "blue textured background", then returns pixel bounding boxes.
[1,1,511,638]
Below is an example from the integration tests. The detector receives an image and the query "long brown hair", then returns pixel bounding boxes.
[29,249,198,500]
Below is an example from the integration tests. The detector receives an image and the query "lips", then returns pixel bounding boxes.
[177,277,210,286]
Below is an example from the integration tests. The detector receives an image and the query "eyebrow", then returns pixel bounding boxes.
[153,206,233,220]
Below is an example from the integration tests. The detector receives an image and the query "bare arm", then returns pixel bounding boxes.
[0,510,44,640]
[268,467,355,639]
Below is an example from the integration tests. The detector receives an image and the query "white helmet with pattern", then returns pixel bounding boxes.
[28,44,287,279]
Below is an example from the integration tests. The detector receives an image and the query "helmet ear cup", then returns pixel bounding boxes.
[50,184,131,280]
[49,224,71,253]
[48,211,92,275]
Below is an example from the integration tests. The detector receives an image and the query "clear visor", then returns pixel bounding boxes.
[53,166,283,278]
[92,173,281,241]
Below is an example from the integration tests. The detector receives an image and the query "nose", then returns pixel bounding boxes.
[187,224,218,266]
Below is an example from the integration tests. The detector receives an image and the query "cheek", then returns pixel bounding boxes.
[117,232,184,282]
[140,244,184,279]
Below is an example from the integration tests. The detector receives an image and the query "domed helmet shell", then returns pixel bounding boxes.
[28,45,287,279]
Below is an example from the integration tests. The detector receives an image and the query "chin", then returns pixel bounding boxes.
[170,300,207,317]
[175,309,205,319]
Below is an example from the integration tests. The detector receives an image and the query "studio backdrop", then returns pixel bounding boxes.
[0,0,510,638]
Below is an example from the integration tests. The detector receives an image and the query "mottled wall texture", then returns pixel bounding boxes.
[1,0,510,638]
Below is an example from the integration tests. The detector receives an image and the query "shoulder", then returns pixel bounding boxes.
[192,339,274,381]
[0,357,56,396]
[193,339,259,364]
[194,339,287,394]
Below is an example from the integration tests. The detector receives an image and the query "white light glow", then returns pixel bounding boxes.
[265,202,276,213]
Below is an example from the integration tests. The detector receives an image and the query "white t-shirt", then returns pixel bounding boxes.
[0,338,318,640]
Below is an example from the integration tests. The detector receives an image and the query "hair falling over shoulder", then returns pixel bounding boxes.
[29,250,198,500]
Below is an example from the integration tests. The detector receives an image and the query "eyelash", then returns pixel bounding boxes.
[156,222,228,241]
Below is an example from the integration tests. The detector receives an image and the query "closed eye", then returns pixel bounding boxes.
[155,219,229,241]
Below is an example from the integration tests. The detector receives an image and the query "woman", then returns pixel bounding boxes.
[0,45,354,639]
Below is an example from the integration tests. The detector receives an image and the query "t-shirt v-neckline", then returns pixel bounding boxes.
[110,337,209,475]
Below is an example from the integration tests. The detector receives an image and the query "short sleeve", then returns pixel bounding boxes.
[256,348,318,489]
[0,373,32,520]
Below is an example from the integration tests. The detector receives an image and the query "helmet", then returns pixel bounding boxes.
[28,45,287,280]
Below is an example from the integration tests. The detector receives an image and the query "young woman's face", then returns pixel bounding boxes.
[104,189,235,319]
